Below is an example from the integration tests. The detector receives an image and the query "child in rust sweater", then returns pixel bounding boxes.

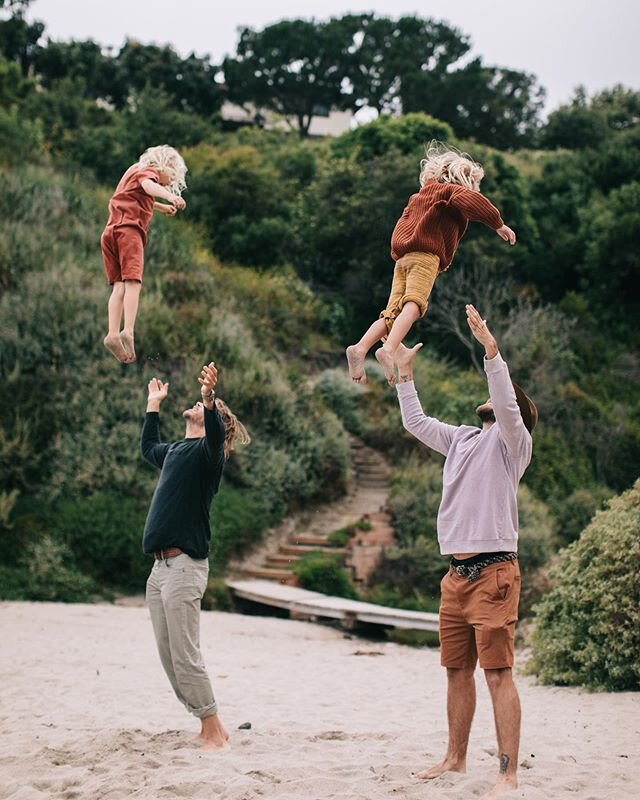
[101,145,187,363]
[346,142,516,385]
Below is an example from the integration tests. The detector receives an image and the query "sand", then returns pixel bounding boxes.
[0,601,638,800]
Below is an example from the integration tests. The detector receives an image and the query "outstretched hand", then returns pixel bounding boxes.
[496,224,516,245]
[466,304,498,358]
[394,342,423,383]
[148,377,169,403]
[198,362,218,408]
[171,195,186,210]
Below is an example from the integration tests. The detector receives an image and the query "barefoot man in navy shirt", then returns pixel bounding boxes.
[141,361,249,750]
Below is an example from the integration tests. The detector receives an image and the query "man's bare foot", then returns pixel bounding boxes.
[479,775,518,799]
[200,737,230,751]
[119,330,136,363]
[346,345,367,384]
[375,346,396,385]
[416,756,466,780]
[103,333,127,362]
[198,713,230,751]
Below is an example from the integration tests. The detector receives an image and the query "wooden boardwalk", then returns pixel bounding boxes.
[227,579,439,632]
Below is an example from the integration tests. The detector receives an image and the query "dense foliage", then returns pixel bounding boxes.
[528,480,640,691]
[0,2,638,688]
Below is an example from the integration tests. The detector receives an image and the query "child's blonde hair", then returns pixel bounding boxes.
[138,145,187,196]
[419,140,484,191]
[214,398,251,460]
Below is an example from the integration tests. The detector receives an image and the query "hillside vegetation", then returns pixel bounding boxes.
[1,2,638,688]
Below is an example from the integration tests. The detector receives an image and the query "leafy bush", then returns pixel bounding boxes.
[330,112,454,162]
[202,576,233,611]
[327,518,372,547]
[528,480,640,690]
[21,535,96,602]
[293,551,358,599]
[517,485,554,574]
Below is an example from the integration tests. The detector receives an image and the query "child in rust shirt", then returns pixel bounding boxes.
[101,145,187,363]
[346,142,516,385]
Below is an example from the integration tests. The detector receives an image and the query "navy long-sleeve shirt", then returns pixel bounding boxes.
[141,406,225,558]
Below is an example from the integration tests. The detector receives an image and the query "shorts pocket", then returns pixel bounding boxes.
[495,566,512,600]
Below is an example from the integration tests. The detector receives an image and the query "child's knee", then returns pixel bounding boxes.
[401,299,423,319]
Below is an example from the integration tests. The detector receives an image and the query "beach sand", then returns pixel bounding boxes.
[0,601,638,800]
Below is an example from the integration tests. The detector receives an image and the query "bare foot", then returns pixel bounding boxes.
[375,346,396,385]
[479,775,518,799]
[119,330,136,363]
[103,333,127,362]
[416,756,466,780]
[346,345,367,384]
[198,713,230,751]
[200,738,230,751]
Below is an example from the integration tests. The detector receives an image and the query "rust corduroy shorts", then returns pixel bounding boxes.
[101,224,145,284]
[379,251,440,333]
[439,560,521,670]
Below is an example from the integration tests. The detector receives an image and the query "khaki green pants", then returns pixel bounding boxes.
[145,553,216,719]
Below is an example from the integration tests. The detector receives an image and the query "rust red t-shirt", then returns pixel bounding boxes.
[105,165,160,242]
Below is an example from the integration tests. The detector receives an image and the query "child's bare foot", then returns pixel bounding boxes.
[119,330,136,363]
[103,333,127,362]
[375,346,396,386]
[346,345,367,384]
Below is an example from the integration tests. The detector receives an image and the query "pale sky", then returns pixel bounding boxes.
[27,0,640,114]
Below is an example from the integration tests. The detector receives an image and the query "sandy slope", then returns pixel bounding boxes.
[0,601,637,800]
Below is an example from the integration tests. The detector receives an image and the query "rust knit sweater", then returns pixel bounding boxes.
[390,180,504,271]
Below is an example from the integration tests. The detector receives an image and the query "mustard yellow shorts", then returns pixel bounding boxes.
[379,251,440,334]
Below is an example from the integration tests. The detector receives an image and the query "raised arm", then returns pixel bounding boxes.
[141,378,171,468]
[450,187,516,244]
[466,305,531,457]
[198,362,225,461]
[394,342,457,456]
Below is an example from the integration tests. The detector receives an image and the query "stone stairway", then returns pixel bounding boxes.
[232,436,392,586]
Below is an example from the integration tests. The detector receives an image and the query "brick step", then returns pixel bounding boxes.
[354,467,389,479]
[242,567,298,584]
[265,554,301,567]
[279,544,346,557]
[291,533,340,546]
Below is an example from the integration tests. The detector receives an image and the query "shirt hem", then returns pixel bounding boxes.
[438,538,518,555]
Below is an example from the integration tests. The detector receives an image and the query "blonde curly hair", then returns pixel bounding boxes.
[419,140,484,191]
[138,145,187,196]
[214,398,251,460]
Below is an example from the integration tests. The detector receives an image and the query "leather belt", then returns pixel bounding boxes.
[154,547,184,560]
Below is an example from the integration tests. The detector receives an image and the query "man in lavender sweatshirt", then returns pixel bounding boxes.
[394,304,537,800]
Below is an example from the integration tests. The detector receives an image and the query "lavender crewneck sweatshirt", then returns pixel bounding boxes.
[396,352,532,555]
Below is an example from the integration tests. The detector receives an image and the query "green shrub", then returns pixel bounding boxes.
[552,487,612,547]
[203,576,233,611]
[517,485,554,574]
[22,535,96,602]
[528,480,640,690]
[327,518,372,547]
[370,536,449,602]
[53,492,149,591]
[293,551,358,599]
[330,113,454,162]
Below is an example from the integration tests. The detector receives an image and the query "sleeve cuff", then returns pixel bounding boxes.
[484,351,506,374]
[396,380,416,396]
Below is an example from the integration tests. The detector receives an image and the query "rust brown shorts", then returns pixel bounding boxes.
[101,224,145,284]
[439,560,521,670]
[379,251,440,334]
